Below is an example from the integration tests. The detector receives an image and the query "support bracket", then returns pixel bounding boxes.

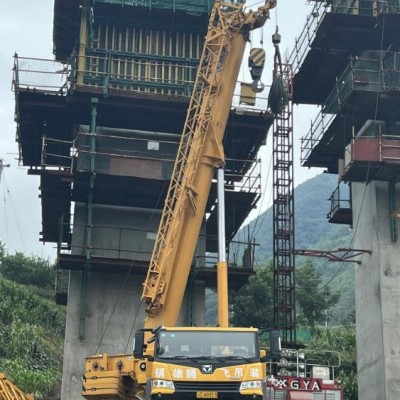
[294,248,372,265]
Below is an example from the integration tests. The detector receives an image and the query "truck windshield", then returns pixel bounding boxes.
[156,330,258,359]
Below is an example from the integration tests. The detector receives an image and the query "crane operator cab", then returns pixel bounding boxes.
[134,326,268,400]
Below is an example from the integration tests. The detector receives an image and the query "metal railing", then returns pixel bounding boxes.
[55,269,70,294]
[58,221,255,270]
[346,134,400,162]
[40,131,261,194]
[327,183,351,220]
[269,348,341,379]
[323,58,375,114]
[13,54,271,114]
[12,55,68,94]
[380,134,400,161]
[300,110,336,164]
[288,1,326,73]
[41,136,75,170]
[301,51,400,162]
[330,0,400,15]
[94,0,216,14]
[288,0,400,74]
[324,51,400,113]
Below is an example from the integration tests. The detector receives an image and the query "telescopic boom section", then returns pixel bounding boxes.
[141,0,276,329]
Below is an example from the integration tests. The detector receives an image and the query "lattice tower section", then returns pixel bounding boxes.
[272,63,296,344]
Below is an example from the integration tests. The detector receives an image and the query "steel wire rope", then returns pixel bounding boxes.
[247,0,278,243]
[250,138,274,240]
[94,178,169,354]
[228,111,240,262]
[237,2,277,260]
[232,0,269,261]
[307,11,387,294]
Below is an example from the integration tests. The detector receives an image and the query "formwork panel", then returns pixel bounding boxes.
[77,22,202,96]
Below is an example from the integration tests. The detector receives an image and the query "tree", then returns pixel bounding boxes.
[296,261,340,330]
[311,326,358,400]
[231,263,274,329]
[0,243,55,299]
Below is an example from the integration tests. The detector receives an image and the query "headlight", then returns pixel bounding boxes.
[239,381,262,390]
[152,380,175,390]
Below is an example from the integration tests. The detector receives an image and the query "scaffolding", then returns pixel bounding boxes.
[272,64,296,344]
[301,51,400,168]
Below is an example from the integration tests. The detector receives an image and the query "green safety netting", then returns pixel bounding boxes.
[93,0,215,14]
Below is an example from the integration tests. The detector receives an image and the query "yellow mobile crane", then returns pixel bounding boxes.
[82,1,276,399]
[0,373,34,400]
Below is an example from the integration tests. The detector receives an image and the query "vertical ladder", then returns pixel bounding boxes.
[272,63,296,344]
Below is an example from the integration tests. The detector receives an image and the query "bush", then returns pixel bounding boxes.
[0,359,60,399]
[0,275,65,399]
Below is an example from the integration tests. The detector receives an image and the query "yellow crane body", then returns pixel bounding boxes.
[83,1,275,399]
[0,374,34,400]
[142,3,251,329]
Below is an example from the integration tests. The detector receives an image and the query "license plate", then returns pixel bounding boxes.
[196,391,218,399]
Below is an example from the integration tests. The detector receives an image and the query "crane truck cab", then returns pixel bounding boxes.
[136,326,267,400]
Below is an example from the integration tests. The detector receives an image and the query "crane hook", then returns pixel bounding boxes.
[251,79,265,93]
[248,47,266,93]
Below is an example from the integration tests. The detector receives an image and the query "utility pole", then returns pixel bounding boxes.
[0,159,10,184]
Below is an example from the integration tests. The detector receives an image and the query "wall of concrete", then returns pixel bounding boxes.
[72,203,207,263]
[61,272,205,400]
[75,126,177,179]
[352,181,400,400]
[72,203,162,261]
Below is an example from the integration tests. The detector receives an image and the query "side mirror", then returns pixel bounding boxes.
[269,331,282,360]
[133,331,145,358]
[157,346,165,356]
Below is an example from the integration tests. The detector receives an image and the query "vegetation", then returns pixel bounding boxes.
[230,261,340,331]
[311,324,358,400]
[228,174,358,398]
[0,245,55,299]
[0,243,65,399]
[296,261,340,330]
[230,264,274,328]
[234,173,354,324]
[229,261,356,398]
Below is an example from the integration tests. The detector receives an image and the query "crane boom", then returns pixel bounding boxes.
[141,0,275,328]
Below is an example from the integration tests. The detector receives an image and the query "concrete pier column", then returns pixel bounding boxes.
[60,271,146,400]
[352,181,400,400]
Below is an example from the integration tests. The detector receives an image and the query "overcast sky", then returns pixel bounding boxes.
[0,0,322,259]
